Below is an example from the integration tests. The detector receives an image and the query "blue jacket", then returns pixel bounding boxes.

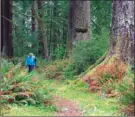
[25,56,36,66]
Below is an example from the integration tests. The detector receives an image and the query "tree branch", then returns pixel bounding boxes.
[91,18,101,28]
[1,15,14,24]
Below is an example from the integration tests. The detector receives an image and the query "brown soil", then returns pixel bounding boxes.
[53,96,83,116]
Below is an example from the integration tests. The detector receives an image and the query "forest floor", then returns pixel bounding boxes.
[53,96,83,116]
[3,78,124,116]
[2,64,125,116]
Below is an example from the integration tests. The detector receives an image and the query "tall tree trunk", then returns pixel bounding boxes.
[1,0,13,58]
[72,0,91,42]
[36,0,49,59]
[1,0,4,53]
[51,0,58,59]
[31,0,38,56]
[31,0,36,32]
[33,0,43,56]
[49,1,53,56]
[66,0,91,56]
[33,0,49,59]
[66,0,73,56]
[106,0,134,66]
[82,0,134,92]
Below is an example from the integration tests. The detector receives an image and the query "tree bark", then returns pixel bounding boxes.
[107,0,134,66]
[52,0,58,55]
[66,0,91,56]
[33,0,49,59]
[66,0,73,56]
[31,0,36,32]
[82,1,134,90]
[49,2,53,55]
[1,0,13,58]
[72,0,90,42]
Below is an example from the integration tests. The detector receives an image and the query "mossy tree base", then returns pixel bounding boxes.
[82,54,128,95]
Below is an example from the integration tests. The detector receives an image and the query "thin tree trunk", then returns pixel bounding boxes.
[21,19,25,56]
[1,0,13,58]
[66,0,73,57]
[49,2,53,55]
[1,0,4,53]
[36,0,49,59]
[31,0,38,56]
[31,0,36,32]
[52,0,58,56]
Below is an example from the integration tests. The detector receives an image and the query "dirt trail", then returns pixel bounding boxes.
[53,96,83,116]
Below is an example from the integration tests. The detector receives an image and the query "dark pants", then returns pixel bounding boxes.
[28,65,35,72]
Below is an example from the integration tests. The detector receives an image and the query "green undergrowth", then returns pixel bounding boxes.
[1,59,57,116]
[2,104,56,116]
[64,30,109,77]
[3,77,125,116]
[37,79,124,116]
[1,59,126,116]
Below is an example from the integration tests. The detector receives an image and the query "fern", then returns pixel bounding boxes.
[1,59,53,107]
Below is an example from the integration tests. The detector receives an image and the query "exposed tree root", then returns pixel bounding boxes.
[80,50,108,78]
[71,51,108,85]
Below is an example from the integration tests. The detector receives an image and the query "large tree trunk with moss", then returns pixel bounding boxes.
[66,0,90,56]
[82,0,134,92]
[107,0,134,66]
[1,0,13,58]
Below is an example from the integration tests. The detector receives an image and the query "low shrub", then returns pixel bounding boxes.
[63,63,76,80]
[50,45,66,60]
[44,59,69,80]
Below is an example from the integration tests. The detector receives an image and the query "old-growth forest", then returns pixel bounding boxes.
[1,0,134,116]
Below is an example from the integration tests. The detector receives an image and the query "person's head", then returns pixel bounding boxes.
[29,53,34,57]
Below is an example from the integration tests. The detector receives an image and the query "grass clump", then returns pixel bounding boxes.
[43,59,69,80]
[2,104,56,116]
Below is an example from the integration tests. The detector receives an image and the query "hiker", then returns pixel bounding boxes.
[25,53,36,72]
